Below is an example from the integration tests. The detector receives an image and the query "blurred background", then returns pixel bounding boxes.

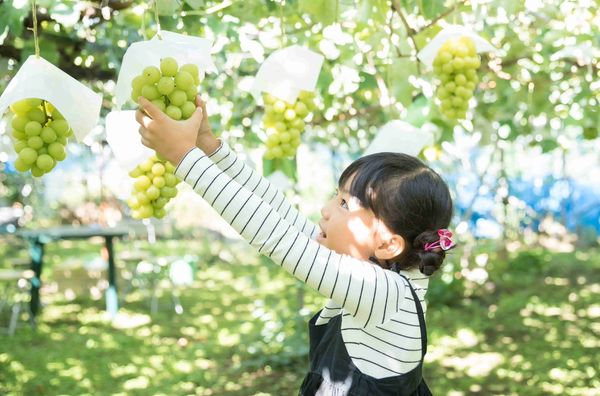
[0,0,599,395]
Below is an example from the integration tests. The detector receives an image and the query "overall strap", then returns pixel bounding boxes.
[400,274,427,359]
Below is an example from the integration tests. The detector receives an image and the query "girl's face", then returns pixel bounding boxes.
[317,175,379,261]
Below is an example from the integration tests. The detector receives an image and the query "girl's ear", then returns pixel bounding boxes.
[373,233,405,261]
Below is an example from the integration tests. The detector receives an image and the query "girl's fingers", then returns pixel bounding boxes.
[135,109,153,129]
[139,97,164,121]
[140,136,152,148]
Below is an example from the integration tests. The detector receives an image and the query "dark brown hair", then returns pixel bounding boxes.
[339,152,454,275]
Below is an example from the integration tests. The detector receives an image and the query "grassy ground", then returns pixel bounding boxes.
[0,235,598,395]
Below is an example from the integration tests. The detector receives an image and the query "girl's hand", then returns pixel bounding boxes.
[136,97,203,166]
[194,97,221,155]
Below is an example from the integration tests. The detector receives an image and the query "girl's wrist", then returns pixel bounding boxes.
[197,134,220,156]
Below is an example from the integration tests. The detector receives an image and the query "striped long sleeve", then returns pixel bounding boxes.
[175,147,408,328]
[205,139,319,240]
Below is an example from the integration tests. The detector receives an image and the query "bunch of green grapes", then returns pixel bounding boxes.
[8,98,71,177]
[262,91,316,159]
[432,36,481,121]
[130,57,200,120]
[126,154,180,220]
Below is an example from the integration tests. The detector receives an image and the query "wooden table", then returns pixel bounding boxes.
[17,226,128,319]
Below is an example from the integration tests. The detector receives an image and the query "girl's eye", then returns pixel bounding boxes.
[340,199,348,209]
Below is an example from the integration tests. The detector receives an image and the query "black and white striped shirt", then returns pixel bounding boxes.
[175,140,429,378]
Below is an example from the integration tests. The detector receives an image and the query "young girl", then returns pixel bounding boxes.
[135,96,454,395]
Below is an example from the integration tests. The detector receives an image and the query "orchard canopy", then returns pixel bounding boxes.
[1,0,597,151]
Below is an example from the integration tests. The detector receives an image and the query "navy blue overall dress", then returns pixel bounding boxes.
[298,274,433,395]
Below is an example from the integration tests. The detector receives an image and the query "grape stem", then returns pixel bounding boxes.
[390,0,421,74]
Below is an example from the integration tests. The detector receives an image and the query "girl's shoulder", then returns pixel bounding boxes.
[398,267,430,291]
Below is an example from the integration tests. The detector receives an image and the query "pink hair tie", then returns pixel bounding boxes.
[423,229,455,252]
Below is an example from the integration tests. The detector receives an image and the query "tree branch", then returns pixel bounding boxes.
[417,1,468,33]
[390,0,421,74]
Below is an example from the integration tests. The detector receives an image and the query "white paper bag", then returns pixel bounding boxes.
[363,120,433,157]
[105,110,153,172]
[0,56,102,142]
[417,25,498,68]
[114,30,216,110]
[251,45,324,104]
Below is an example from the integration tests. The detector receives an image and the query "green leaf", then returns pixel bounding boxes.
[21,40,59,65]
[358,0,388,24]
[184,0,205,10]
[298,0,337,26]
[539,139,559,153]
[156,0,180,16]
[386,58,417,107]
[0,2,28,41]
[403,95,429,127]
[419,0,446,20]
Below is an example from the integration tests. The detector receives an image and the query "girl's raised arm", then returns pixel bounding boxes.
[176,147,407,328]
[205,138,319,240]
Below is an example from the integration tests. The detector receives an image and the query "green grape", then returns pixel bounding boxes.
[181,101,196,119]
[134,175,152,191]
[139,159,153,172]
[132,76,145,91]
[154,208,166,219]
[127,154,181,219]
[48,142,66,161]
[51,120,69,136]
[138,205,154,219]
[151,163,165,176]
[9,100,32,115]
[27,136,44,150]
[8,99,71,176]
[136,192,150,204]
[14,140,27,153]
[30,166,44,178]
[160,57,178,77]
[129,166,143,178]
[185,87,197,101]
[26,108,46,123]
[152,176,166,188]
[14,158,31,172]
[151,99,166,112]
[165,105,182,120]
[127,197,141,210]
[174,71,193,89]
[164,173,178,187]
[141,85,160,101]
[51,108,65,120]
[143,66,161,84]
[12,130,27,140]
[40,127,57,143]
[168,90,187,107]
[11,115,28,131]
[19,147,38,165]
[261,91,315,159]
[25,121,42,136]
[161,186,177,198]
[36,154,55,172]
[146,185,160,200]
[180,64,200,84]
[432,36,480,121]
[157,77,175,95]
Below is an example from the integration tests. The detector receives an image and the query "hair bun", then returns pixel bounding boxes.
[414,230,447,275]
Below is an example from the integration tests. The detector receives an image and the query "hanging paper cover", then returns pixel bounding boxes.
[417,25,498,68]
[0,56,102,142]
[363,120,434,157]
[251,45,324,104]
